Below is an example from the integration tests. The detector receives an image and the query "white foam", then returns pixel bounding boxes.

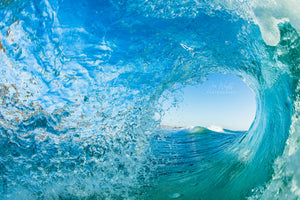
[215,0,300,46]
[207,125,224,132]
[252,0,300,46]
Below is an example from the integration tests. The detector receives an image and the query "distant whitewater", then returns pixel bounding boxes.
[0,0,299,200]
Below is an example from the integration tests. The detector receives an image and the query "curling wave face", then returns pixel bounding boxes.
[0,0,299,199]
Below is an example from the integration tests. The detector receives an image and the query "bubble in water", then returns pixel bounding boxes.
[169,193,182,199]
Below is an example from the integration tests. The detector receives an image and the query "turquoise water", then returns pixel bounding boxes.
[0,0,299,199]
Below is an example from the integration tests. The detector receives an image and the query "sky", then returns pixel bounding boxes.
[160,73,257,131]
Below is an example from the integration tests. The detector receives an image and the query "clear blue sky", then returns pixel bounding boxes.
[161,73,256,131]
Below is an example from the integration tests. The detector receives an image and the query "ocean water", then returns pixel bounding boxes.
[0,0,299,199]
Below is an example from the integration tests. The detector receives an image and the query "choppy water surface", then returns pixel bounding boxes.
[0,0,299,199]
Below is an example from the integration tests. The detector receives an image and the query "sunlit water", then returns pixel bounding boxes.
[0,0,299,199]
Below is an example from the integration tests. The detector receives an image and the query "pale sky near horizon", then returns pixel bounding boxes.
[161,73,257,131]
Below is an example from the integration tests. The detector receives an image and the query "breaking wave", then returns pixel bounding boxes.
[0,0,299,199]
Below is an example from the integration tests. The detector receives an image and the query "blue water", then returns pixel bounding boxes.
[0,0,299,199]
